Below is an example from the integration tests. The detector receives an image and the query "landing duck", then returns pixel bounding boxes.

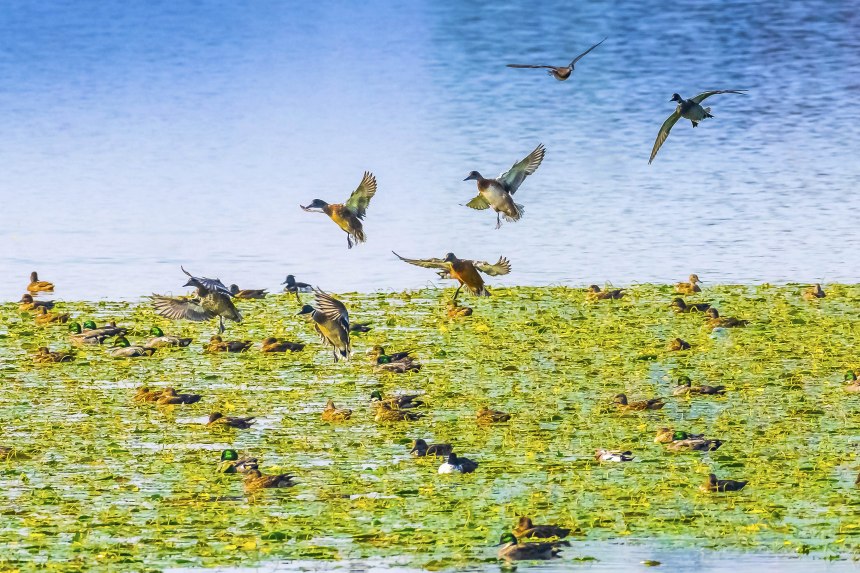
[614,394,664,411]
[649,90,747,164]
[152,266,242,333]
[497,533,565,561]
[506,38,606,81]
[298,290,351,362]
[464,144,545,228]
[229,284,267,299]
[109,337,156,358]
[301,171,377,248]
[513,517,571,539]
[701,473,747,492]
[438,452,478,474]
[204,335,252,353]
[675,274,702,294]
[410,439,453,457]
[393,251,510,298]
[27,271,54,293]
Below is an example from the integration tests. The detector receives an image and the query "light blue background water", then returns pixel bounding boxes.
[2,1,859,300]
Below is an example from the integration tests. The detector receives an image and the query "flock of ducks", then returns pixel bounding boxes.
[15,266,841,562]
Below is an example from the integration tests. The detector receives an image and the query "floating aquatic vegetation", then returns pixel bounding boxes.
[1,284,860,570]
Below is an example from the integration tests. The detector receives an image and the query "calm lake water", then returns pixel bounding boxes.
[2,0,859,300]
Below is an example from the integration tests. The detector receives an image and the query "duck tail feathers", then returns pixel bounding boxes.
[503,203,525,223]
[704,107,713,118]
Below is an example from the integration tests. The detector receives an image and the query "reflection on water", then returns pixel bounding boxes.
[165,543,857,572]
[1,0,859,300]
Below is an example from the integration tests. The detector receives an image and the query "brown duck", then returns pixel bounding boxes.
[614,393,664,411]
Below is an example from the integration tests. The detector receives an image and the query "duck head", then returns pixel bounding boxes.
[83,320,98,330]
[409,439,428,454]
[208,412,224,424]
[463,171,482,182]
[300,199,329,212]
[68,322,82,334]
[706,307,720,318]
[517,516,535,530]
[30,271,39,282]
[221,449,239,461]
[689,274,701,283]
[670,93,683,102]
[613,393,629,405]
[844,370,857,382]
[587,285,601,292]
[369,390,384,402]
[150,326,164,337]
[20,294,34,303]
[670,297,686,310]
[676,375,692,387]
[498,532,518,546]
[297,304,315,316]
[282,274,296,286]
[229,284,241,295]
[443,253,457,263]
[113,336,131,348]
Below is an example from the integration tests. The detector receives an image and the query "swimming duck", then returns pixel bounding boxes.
[670,297,710,313]
[497,533,565,561]
[207,412,256,429]
[701,473,747,492]
[447,301,473,318]
[204,335,252,353]
[298,290,351,362]
[803,284,826,300]
[321,400,352,422]
[19,294,54,312]
[216,449,259,474]
[350,322,372,333]
[464,144,545,228]
[34,306,69,325]
[243,468,296,493]
[675,274,703,294]
[368,346,421,373]
[374,402,424,422]
[667,337,691,351]
[594,448,634,462]
[301,171,378,249]
[393,251,511,299]
[843,371,860,392]
[654,428,722,451]
[144,326,192,349]
[438,452,478,474]
[410,439,453,457]
[229,284,268,299]
[586,285,624,300]
[477,406,511,424]
[70,321,126,344]
[506,38,606,81]
[513,517,571,539]
[282,274,313,302]
[109,336,156,358]
[369,390,424,410]
[614,393,664,411]
[706,307,748,328]
[260,337,305,353]
[152,266,242,333]
[33,346,75,363]
[672,376,726,396]
[27,271,54,293]
[156,387,202,405]
[134,386,164,403]
[649,90,748,164]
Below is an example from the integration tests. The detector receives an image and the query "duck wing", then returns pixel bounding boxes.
[181,266,231,295]
[506,64,558,69]
[649,110,681,164]
[473,256,511,276]
[314,289,350,331]
[391,251,450,271]
[151,295,217,322]
[690,89,748,104]
[465,194,491,210]
[344,171,377,219]
[569,37,606,68]
[498,143,546,194]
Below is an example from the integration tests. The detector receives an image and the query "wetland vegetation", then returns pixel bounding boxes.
[2,283,860,570]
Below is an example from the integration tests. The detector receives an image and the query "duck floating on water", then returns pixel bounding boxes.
[670,297,710,313]
[27,271,54,293]
[34,306,69,325]
[477,406,511,424]
[33,346,75,364]
[204,335,252,353]
[301,171,377,249]
[216,449,258,474]
[506,38,606,81]
[654,428,723,451]
[19,294,54,312]
[243,468,296,493]
[667,337,691,351]
[497,533,566,561]
[410,439,453,457]
[594,448,634,462]
[156,387,201,405]
[672,376,726,396]
[650,90,747,164]
[513,517,571,539]
[464,144,545,228]
[614,393,664,411]
[370,390,423,410]
[706,307,748,329]
[144,326,192,349]
[260,337,305,353]
[207,412,255,429]
[374,402,424,422]
[368,346,421,373]
[675,274,703,294]
[586,285,624,300]
[109,336,156,358]
[152,267,242,333]
[438,452,478,474]
[803,284,825,300]
[321,400,352,422]
[229,284,267,299]
[701,472,747,492]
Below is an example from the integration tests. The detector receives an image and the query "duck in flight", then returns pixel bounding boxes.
[649,90,747,164]
[300,171,377,248]
[151,267,242,333]
[506,38,606,81]
[392,251,511,299]
[464,144,545,229]
[298,290,351,362]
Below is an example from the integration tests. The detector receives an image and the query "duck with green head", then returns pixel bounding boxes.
[144,326,193,349]
[70,320,126,344]
[152,267,242,333]
[368,346,421,373]
[298,290,350,362]
[654,428,722,451]
[843,371,860,392]
[216,449,258,474]
[109,337,156,358]
[497,533,566,561]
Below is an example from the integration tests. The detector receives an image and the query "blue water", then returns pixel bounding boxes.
[2,0,859,300]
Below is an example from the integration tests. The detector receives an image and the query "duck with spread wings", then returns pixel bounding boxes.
[298,289,351,362]
[392,251,511,299]
[151,266,242,333]
[301,171,377,249]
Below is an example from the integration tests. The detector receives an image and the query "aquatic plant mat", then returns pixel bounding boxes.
[2,285,859,570]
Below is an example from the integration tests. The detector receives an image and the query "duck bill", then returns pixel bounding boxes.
[300,205,322,212]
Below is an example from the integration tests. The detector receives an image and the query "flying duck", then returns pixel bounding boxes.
[506,37,606,81]
[464,144,545,228]
[151,266,242,333]
[392,251,510,298]
[301,171,377,248]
